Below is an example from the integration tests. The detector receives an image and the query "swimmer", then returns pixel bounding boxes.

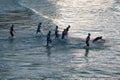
[66,25,71,31]
[93,36,105,43]
[93,36,102,42]
[61,29,67,39]
[86,33,91,47]
[46,31,52,47]
[65,25,71,35]
[36,22,42,34]
[55,26,59,38]
[10,24,15,38]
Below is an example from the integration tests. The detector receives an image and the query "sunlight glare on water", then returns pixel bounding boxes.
[54,0,115,38]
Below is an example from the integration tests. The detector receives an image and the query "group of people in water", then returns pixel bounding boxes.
[9,22,104,47]
[45,24,71,47]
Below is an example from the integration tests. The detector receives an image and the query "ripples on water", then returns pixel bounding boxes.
[0,0,120,79]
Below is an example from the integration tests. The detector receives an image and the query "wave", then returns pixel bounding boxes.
[19,0,59,18]
[0,0,59,30]
[0,0,26,13]
[18,0,61,24]
[0,0,60,19]
[18,0,60,30]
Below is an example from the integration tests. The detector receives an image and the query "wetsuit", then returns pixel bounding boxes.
[36,23,42,34]
[93,36,102,42]
[46,31,52,46]
[61,29,66,39]
[10,25,14,37]
[66,25,70,35]
[55,26,59,38]
[86,35,90,46]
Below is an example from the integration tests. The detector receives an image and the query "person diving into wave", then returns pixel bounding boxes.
[93,36,105,43]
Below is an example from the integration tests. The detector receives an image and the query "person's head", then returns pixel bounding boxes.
[68,25,71,28]
[88,33,91,36]
[11,24,14,28]
[56,26,58,28]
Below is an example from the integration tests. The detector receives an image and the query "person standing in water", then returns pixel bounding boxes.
[86,33,91,47]
[61,29,66,39]
[10,24,15,38]
[46,31,52,47]
[65,25,71,35]
[55,26,59,39]
[36,22,42,34]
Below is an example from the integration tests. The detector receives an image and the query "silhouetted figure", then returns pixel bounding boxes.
[93,36,103,42]
[86,33,91,47]
[61,29,67,39]
[36,22,42,34]
[65,25,71,35]
[55,26,59,38]
[46,31,52,47]
[10,24,15,38]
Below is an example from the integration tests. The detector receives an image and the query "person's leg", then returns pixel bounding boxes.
[86,41,89,46]
[10,32,14,37]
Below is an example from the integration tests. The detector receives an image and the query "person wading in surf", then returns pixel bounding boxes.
[65,25,71,36]
[61,29,67,39]
[55,26,59,39]
[10,24,15,38]
[86,33,91,47]
[36,22,42,34]
[46,31,52,47]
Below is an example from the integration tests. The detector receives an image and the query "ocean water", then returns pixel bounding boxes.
[0,0,120,79]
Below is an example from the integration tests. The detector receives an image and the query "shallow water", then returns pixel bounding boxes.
[0,0,120,79]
